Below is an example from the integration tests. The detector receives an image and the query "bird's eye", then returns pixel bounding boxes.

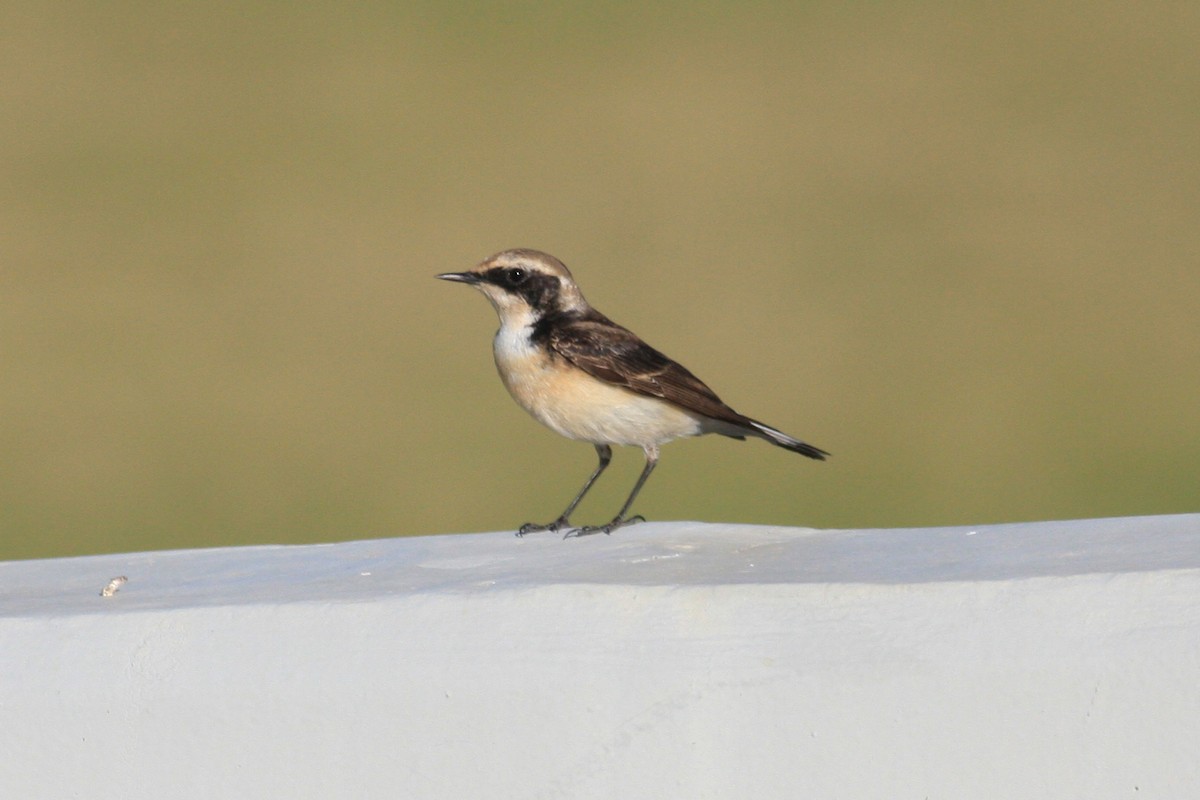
[506,268,526,285]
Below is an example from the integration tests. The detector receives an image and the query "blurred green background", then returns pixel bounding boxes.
[3,2,1198,561]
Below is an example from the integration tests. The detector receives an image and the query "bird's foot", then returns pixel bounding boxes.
[564,515,646,539]
[516,517,570,537]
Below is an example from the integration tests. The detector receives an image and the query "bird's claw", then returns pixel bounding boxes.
[516,517,570,537]
[563,515,646,539]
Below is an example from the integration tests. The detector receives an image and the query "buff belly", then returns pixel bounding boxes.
[493,330,702,448]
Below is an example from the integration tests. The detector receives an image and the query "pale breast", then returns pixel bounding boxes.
[492,325,702,447]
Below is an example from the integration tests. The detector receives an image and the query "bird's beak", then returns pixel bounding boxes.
[436,271,481,284]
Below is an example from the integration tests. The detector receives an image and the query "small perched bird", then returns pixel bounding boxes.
[437,249,828,537]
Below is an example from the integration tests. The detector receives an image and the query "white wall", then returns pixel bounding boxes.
[2,515,1198,799]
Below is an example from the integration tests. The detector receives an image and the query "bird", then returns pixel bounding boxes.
[437,249,828,537]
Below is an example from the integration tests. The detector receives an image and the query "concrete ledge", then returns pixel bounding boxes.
[2,515,1199,798]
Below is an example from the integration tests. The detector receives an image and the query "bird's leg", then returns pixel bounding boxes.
[517,444,612,536]
[568,446,658,537]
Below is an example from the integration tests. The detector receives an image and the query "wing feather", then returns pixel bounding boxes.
[547,318,749,426]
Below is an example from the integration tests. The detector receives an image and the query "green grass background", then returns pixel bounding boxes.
[3,2,1198,561]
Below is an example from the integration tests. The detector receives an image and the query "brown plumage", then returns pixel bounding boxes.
[543,311,828,458]
[437,249,827,537]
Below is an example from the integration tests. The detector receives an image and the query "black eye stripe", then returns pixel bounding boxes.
[483,266,518,286]
[482,266,559,308]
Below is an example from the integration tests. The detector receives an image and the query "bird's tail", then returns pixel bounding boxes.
[743,419,829,460]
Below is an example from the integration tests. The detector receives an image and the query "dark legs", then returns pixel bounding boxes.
[516,444,660,538]
[568,446,658,538]
[517,444,612,536]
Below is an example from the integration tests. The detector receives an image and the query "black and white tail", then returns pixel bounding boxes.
[744,419,829,460]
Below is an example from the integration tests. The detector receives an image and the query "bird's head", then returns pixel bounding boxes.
[437,249,588,325]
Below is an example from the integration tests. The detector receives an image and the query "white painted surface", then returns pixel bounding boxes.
[2,515,1198,799]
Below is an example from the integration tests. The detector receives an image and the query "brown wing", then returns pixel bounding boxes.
[548,317,751,428]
